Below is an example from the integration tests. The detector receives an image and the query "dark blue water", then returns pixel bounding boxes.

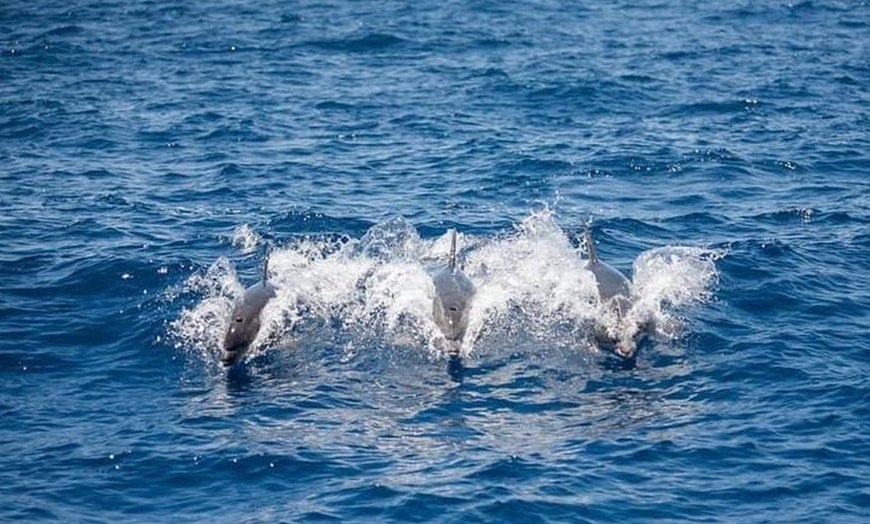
[2,1,868,522]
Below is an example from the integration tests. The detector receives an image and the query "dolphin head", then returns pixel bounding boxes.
[432,268,475,342]
[222,281,277,366]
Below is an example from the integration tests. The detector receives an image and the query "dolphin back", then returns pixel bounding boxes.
[583,226,631,302]
[587,260,631,302]
[432,267,475,341]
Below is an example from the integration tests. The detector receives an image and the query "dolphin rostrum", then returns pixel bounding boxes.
[222,255,277,366]
[432,229,476,354]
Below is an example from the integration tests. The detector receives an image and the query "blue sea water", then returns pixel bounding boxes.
[2,0,869,522]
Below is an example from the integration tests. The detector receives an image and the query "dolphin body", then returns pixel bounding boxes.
[222,257,277,366]
[583,227,638,358]
[432,230,476,354]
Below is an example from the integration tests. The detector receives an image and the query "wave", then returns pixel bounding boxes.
[169,210,721,366]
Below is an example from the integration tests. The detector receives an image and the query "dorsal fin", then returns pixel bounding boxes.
[584,225,599,265]
[261,251,270,284]
[448,229,458,271]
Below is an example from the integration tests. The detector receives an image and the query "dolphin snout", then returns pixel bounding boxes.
[222,334,252,366]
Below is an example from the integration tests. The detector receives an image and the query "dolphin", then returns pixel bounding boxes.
[583,226,638,358]
[432,229,476,354]
[222,256,277,366]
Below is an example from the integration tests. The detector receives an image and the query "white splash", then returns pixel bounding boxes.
[169,211,720,363]
[628,246,721,339]
[170,257,239,360]
[229,223,262,255]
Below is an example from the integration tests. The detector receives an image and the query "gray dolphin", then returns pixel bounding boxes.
[583,226,638,358]
[222,256,277,366]
[432,230,476,353]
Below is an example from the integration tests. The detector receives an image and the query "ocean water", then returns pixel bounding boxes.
[2,0,868,522]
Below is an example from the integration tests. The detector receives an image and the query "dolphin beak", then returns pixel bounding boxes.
[221,349,241,366]
[444,339,461,357]
[615,342,635,359]
[221,340,249,366]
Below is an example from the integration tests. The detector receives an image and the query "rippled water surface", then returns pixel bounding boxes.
[2,0,868,522]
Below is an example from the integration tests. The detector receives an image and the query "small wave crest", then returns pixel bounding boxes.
[169,211,720,365]
[228,223,262,254]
